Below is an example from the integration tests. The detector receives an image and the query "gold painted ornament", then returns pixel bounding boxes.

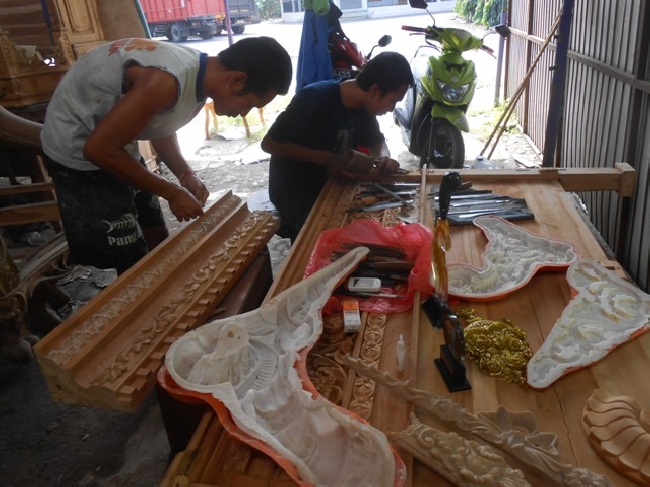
[459,309,532,385]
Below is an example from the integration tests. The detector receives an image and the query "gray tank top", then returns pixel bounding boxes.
[41,38,207,170]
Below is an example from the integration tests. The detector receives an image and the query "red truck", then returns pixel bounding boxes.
[139,0,260,42]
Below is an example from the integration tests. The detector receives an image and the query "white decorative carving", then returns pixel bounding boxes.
[527,259,650,389]
[389,413,530,486]
[344,356,613,486]
[165,247,406,486]
[448,216,578,300]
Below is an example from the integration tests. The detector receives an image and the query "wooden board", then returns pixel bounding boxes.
[34,192,280,411]
[162,175,646,486]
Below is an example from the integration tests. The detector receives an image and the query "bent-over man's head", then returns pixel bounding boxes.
[356,51,414,97]
[356,51,413,116]
[219,36,293,97]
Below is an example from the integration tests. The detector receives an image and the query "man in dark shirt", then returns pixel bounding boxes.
[261,51,414,241]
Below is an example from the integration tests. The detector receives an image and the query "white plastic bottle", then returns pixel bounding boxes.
[396,333,406,372]
[473,155,495,169]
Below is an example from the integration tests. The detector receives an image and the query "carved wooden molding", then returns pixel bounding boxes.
[308,311,388,421]
[34,193,279,411]
[583,389,650,485]
[389,413,530,486]
[344,356,614,486]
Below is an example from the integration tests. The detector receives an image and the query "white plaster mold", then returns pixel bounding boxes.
[448,216,578,300]
[527,259,650,389]
[164,247,405,487]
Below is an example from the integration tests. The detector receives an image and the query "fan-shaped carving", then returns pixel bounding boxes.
[583,389,650,485]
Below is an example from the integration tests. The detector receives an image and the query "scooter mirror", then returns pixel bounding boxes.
[378,35,392,47]
[494,24,511,38]
[408,0,428,10]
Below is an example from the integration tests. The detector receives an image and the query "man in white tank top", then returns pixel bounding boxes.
[41,37,292,273]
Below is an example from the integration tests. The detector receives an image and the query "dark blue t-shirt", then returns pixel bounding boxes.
[268,80,384,202]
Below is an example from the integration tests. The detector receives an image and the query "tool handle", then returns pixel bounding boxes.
[402,25,427,33]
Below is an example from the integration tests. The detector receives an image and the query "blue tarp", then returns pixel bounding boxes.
[296,9,333,92]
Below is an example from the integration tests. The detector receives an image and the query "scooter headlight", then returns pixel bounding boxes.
[436,80,470,103]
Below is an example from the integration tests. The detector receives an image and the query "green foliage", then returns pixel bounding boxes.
[256,0,282,20]
[455,0,504,27]
[482,0,504,26]
[455,0,479,21]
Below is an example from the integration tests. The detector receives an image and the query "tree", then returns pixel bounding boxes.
[455,0,503,27]
[257,0,282,20]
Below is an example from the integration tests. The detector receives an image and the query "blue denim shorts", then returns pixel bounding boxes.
[44,156,166,273]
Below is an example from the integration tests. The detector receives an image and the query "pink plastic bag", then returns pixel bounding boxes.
[304,220,434,313]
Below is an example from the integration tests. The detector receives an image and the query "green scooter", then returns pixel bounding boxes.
[393,0,509,168]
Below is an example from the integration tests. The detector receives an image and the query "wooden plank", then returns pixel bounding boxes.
[33,192,280,411]
[0,200,59,225]
[409,180,647,485]
[366,165,637,196]
[0,181,55,195]
[163,178,646,486]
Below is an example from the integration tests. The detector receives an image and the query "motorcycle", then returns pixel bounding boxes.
[393,0,509,168]
[327,2,392,80]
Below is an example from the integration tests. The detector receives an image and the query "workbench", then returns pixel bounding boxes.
[161,166,648,486]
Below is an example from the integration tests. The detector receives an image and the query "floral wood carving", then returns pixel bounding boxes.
[389,413,531,486]
[34,194,279,411]
[344,356,614,486]
[44,193,243,364]
[307,311,389,421]
[460,308,532,386]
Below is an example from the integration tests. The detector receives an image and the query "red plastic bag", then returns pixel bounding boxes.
[303,219,434,313]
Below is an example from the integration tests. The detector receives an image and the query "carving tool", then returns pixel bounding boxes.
[346,199,414,212]
[370,182,415,210]
[448,196,512,206]
[340,242,406,258]
[449,210,534,225]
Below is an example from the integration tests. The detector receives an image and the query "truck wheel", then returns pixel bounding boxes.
[200,32,213,40]
[232,25,245,35]
[169,23,188,43]
[419,120,465,169]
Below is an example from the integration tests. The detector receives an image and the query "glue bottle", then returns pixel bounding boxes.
[473,155,496,169]
[396,334,406,372]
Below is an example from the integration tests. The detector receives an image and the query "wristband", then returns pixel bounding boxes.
[179,169,197,184]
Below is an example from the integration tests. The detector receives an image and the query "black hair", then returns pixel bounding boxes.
[356,51,414,96]
[218,37,293,97]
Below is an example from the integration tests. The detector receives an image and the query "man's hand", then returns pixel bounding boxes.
[180,173,209,205]
[323,152,355,179]
[167,187,205,222]
[373,156,401,174]
[337,150,402,176]
[342,150,376,174]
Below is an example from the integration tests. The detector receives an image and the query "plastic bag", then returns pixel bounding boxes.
[303,219,434,313]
